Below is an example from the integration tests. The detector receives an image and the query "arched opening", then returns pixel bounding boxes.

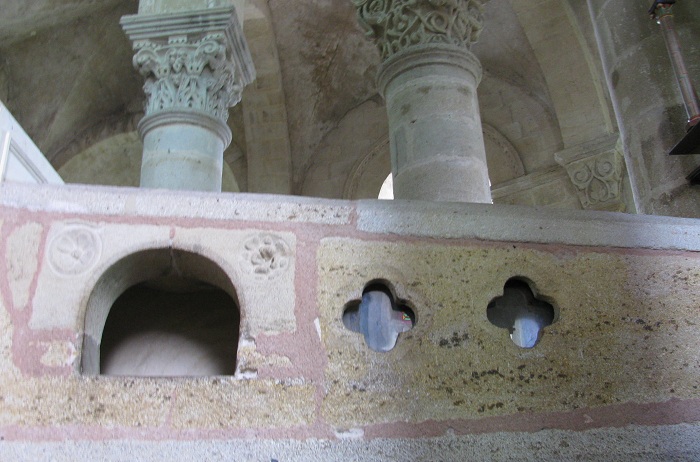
[378,174,394,200]
[81,248,240,377]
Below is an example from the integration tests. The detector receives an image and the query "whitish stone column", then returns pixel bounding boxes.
[121,7,255,192]
[355,0,491,203]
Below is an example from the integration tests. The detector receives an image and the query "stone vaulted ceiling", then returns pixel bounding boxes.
[0,0,616,201]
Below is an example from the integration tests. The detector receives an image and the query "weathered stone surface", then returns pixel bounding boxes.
[0,368,314,429]
[5,222,42,311]
[39,341,78,369]
[318,238,700,427]
[169,379,316,429]
[0,185,698,460]
[172,228,297,336]
[356,199,700,250]
[0,376,173,427]
[31,222,171,330]
[1,183,353,225]
[0,287,20,376]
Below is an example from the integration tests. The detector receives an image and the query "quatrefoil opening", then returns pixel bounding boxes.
[343,282,415,353]
[487,278,555,349]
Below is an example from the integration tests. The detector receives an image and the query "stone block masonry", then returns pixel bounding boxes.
[0,182,699,460]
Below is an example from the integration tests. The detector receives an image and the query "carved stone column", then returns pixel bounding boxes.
[121,7,255,192]
[355,0,491,203]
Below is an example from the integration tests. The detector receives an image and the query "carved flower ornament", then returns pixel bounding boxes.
[48,227,101,276]
[241,234,291,279]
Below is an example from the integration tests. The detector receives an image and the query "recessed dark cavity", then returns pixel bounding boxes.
[100,279,240,377]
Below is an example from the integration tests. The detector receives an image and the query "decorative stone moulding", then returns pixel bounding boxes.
[121,6,255,130]
[354,0,489,60]
[555,134,626,212]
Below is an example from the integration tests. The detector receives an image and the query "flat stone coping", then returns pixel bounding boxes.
[356,199,700,251]
[2,182,699,251]
[0,182,353,226]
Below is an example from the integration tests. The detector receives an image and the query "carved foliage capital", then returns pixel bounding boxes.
[354,0,488,60]
[133,34,244,121]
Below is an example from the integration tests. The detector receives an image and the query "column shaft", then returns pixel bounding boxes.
[355,0,491,203]
[655,7,700,126]
[379,45,490,202]
[139,113,229,191]
[122,6,254,192]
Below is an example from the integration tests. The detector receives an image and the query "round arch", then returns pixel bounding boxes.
[81,248,241,376]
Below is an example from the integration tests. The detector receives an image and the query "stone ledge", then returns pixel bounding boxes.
[0,183,353,226]
[2,182,699,251]
[356,199,700,251]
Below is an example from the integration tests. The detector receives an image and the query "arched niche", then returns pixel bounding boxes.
[81,248,241,377]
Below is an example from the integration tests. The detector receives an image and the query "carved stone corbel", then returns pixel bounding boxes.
[555,135,626,212]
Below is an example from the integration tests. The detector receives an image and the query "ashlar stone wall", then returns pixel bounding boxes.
[0,182,699,460]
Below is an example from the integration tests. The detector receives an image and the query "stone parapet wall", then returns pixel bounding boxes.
[0,183,698,460]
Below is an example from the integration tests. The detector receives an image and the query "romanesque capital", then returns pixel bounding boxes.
[132,35,241,121]
[354,0,488,61]
[555,135,626,212]
[121,7,255,123]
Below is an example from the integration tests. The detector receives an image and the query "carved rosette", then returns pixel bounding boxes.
[240,233,292,280]
[354,0,488,60]
[133,35,242,121]
[48,225,101,276]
